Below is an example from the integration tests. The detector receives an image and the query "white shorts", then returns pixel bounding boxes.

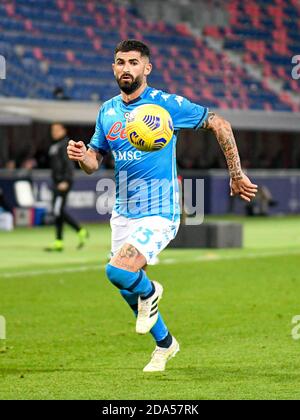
[110,211,180,265]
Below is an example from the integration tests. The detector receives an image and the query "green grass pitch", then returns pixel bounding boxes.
[1,216,300,400]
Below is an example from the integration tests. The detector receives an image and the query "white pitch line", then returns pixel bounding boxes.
[0,249,299,279]
[193,249,300,262]
[0,264,105,279]
[159,249,300,266]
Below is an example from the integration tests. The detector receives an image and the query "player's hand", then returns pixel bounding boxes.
[57,181,69,192]
[230,173,258,202]
[67,140,87,162]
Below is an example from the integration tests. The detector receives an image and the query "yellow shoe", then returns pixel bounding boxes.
[44,240,63,252]
[77,228,89,249]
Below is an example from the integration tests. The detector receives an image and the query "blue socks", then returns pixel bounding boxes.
[157,331,173,348]
[105,264,170,345]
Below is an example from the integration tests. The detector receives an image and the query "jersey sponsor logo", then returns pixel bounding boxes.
[106,121,127,141]
[112,150,142,161]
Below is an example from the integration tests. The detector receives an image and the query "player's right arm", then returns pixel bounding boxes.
[68,106,109,174]
[67,140,103,174]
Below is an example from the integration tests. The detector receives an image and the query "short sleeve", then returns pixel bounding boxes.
[165,95,208,131]
[87,109,110,155]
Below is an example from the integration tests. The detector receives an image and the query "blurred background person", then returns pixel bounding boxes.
[0,187,13,231]
[45,122,88,251]
[246,185,277,217]
[0,128,9,168]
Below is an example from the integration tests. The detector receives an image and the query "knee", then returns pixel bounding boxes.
[105,263,135,290]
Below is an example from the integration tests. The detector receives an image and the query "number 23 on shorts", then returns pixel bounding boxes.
[131,227,154,245]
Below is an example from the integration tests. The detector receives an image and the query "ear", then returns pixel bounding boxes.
[144,62,152,76]
[112,63,116,76]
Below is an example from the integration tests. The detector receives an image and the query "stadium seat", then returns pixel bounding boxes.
[202,0,300,111]
[14,180,35,208]
[0,0,298,110]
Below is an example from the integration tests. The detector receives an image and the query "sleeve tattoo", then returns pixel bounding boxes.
[202,112,243,180]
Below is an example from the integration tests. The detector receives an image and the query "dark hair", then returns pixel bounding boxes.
[51,122,66,129]
[114,39,151,59]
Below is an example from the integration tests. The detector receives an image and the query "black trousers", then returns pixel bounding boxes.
[52,189,81,240]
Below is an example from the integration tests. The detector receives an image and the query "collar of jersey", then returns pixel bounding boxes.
[121,86,151,106]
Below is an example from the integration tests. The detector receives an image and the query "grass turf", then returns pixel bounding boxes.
[1,216,300,400]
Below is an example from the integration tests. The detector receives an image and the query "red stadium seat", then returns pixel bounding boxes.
[24,19,33,32]
[33,48,43,61]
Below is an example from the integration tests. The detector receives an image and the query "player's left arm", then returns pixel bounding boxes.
[202,112,258,202]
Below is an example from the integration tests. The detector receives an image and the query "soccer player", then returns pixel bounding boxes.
[45,123,88,251]
[67,40,257,372]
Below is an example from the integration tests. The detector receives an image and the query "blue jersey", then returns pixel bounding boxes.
[88,86,208,221]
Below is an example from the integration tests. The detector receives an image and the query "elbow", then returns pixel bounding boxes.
[208,113,232,133]
[79,162,97,175]
[212,116,233,136]
[221,117,232,130]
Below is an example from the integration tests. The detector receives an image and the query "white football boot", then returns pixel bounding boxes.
[136,281,163,334]
[143,337,180,372]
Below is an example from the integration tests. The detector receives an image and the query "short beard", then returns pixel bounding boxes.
[117,75,143,95]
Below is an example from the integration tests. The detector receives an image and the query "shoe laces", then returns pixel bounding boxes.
[151,346,168,361]
[138,298,152,316]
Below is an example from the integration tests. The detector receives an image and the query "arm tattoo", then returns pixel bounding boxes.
[202,112,216,129]
[202,112,242,180]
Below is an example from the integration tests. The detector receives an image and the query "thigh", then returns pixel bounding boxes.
[126,216,180,265]
[110,213,150,271]
[110,215,179,271]
[110,211,130,258]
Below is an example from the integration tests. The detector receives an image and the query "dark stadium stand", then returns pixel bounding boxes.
[0,0,298,111]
